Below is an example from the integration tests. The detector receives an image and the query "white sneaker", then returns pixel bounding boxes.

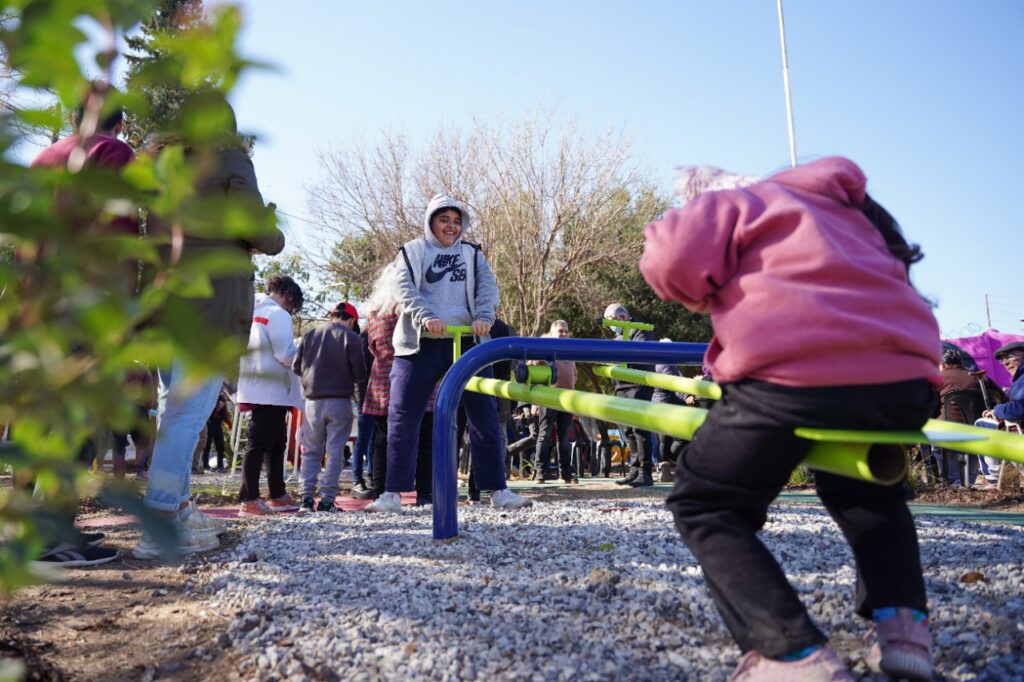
[364,492,402,513]
[181,501,228,536]
[133,517,220,560]
[490,488,533,509]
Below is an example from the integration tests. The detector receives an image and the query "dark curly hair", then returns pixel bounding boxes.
[266,274,304,313]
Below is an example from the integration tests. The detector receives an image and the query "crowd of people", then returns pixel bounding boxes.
[26,87,1024,682]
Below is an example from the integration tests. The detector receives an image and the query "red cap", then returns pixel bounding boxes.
[333,301,358,321]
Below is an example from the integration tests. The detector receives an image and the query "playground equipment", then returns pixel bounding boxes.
[432,333,1024,541]
[592,365,721,401]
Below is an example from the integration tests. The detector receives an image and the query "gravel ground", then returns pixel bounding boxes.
[183,497,1024,681]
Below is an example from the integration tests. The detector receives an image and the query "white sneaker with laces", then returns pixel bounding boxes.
[364,492,402,513]
[491,488,533,509]
[133,516,220,560]
[181,501,228,535]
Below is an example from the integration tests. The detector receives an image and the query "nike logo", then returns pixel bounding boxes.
[425,254,464,284]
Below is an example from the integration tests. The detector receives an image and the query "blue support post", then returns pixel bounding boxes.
[432,337,707,540]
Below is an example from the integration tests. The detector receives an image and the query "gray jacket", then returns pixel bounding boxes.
[292,321,367,400]
[390,194,499,357]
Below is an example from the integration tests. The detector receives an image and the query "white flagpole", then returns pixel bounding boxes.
[776,0,798,167]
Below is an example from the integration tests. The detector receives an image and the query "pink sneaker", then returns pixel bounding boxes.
[268,493,300,513]
[867,609,933,681]
[728,647,853,682]
[238,499,272,518]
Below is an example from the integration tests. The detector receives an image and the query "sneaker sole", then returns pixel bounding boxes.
[30,553,119,569]
[132,543,212,560]
[879,652,932,681]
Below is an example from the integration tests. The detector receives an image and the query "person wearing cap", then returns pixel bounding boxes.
[292,301,367,512]
[985,342,1024,424]
[365,194,532,513]
[936,347,1003,488]
[603,303,659,487]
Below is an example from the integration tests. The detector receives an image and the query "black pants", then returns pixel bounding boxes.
[535,408,573,479]
[239,405,289,502]
[615,385,655,471]
[667,379,936,658]
[370,415,389,497]
[203,416,226,469]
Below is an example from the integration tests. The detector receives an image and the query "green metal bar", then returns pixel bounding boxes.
[592,365,723,400]
[921,418,1024,465]
[465,377,905,485]
[445,325,474,362]
[600,318,655,332]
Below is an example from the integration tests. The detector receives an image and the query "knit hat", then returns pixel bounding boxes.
[674,165,761,204]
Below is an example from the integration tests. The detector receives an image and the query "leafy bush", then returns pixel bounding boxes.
[0,0,275,591]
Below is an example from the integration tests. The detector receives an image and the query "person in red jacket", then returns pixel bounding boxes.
[25,86,136,568]
[642,157,940,681]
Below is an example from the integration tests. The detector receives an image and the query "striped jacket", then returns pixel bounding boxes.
[363,311,438,416]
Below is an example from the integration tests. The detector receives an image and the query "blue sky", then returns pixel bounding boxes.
[39,1,1024,337]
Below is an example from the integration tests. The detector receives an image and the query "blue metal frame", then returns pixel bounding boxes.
[432,337,707,540]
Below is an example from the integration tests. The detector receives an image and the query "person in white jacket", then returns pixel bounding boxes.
[236,274,304,516]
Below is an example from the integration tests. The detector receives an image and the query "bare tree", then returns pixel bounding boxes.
[0,10,64,146]
[307,112,667,336]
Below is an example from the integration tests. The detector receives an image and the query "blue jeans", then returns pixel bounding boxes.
[144,362,223,512]
[352,407,375,483]
[386,339,506,493]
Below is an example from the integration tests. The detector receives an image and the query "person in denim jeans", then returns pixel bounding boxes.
[133,100,285,558]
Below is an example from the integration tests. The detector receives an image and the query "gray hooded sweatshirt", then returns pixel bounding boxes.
[390,194,499,357]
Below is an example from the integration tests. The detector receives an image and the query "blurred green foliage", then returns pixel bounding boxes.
[0,0,276,591]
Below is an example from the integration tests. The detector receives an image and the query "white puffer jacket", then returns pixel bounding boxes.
[237,294,301,407]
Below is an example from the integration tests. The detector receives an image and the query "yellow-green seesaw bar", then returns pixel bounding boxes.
[465,377,908,485]
[591,365,722,401]
[595,364,1024,469]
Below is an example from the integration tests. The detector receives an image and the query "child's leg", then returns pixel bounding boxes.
[369,415,388,497]
[667,390,824,658]
[815,471,926,618]
[300,399,327,500]
[385,343,447,493]
[415,412,433,500]
[111,432,129,479]
[463,365,509,492]
[319,398,354,502]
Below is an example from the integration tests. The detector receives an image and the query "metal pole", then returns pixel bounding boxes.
[777,0,798,167]
[985,294,992,328]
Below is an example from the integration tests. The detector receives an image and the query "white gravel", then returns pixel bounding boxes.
[184,499,1024,681]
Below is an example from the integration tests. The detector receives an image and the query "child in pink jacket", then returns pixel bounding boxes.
[642,157,941,681]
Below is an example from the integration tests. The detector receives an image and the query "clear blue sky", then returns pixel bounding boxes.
[134,2,1024,335]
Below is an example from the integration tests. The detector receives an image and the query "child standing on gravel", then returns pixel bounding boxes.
[641,157,941,681]
[365,194,531,513]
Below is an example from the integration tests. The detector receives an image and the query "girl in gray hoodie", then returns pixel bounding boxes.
[365,195,531,513]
